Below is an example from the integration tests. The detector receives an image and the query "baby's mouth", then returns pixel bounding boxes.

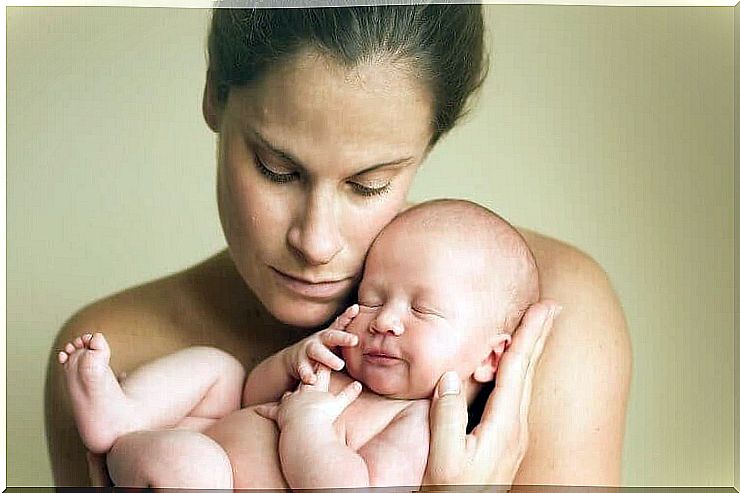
[363,350,403,366]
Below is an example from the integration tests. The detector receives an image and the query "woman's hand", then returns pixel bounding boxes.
[423,301,561,488]
[86,451,112,486]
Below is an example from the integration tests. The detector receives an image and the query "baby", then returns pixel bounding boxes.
[58,199,539,488]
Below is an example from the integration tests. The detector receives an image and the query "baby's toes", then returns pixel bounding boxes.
[58,351,69,365]
[72,336,85,349]
[88,333,110,356]
[64,342,77,355]
[74,348,111,384]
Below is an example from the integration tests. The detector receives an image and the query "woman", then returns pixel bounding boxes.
[45,6,631,487]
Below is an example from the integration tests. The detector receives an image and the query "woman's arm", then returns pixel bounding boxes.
[513,237,631,486]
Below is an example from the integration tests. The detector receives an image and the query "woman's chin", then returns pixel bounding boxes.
[268,298,342,329]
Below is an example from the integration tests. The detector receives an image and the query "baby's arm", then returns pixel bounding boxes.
[358,401,430,487]
[272,374,369,489]
[279,399,429,488]
[243,304,359,406]
[280,419,370,488]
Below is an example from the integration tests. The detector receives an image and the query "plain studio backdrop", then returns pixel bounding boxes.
[6,5,736,487]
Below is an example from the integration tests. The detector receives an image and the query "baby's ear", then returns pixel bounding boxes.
[472,332,512,383]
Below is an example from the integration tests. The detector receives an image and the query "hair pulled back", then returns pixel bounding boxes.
[207,5,488,145]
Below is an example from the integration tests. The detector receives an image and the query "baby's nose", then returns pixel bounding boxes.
[370,312,404,336]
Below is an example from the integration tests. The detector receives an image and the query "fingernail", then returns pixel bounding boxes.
[438,371,460,397]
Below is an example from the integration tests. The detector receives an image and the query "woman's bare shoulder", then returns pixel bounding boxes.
[46,250,254,485]
[52,250,252,371]
[514,228,632,485]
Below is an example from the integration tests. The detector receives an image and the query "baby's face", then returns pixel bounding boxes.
[342,228,496,399]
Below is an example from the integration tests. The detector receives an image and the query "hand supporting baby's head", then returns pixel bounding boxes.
[343,199,540,400]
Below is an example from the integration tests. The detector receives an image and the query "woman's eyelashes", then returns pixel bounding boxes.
[349,181,392,197]
[254,153,298,183]
[253,152,392,198]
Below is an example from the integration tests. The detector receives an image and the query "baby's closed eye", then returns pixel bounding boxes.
[358,303,381,312]
[410,304,443,318]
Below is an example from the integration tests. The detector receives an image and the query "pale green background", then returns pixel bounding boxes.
[6,5,735,487]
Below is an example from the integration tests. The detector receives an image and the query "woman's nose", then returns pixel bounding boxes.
[287,190,344,266]
[370,309,404,336]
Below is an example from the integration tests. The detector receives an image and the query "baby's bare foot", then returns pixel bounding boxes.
[59,333,140,454]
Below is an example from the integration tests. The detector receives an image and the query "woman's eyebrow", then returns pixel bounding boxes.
[250,130,414,175]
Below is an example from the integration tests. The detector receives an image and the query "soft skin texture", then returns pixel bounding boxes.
[45,49,631,487]
[342,201,537,400]
[55,200,536,489]
[214,49,432,328]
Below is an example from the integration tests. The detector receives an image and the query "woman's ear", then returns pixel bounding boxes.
[472,332,512,383]
[203,71,222,132]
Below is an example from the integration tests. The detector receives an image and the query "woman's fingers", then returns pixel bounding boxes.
[518,304,559,426]
[86,451,112,486]
[424,372,468,484]
[478,301,560,441]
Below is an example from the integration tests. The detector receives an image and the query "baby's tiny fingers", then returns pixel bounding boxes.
[313,364,332,390]
[334,380,362,411]
[335,304,360,329]
[307,341,345,371]
[296,360,317,384]
[254,402,279,421]
[320,329,358,347]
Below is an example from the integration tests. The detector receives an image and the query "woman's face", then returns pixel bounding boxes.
[210,51,434,328]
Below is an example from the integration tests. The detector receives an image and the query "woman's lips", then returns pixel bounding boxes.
[270,267,352,300]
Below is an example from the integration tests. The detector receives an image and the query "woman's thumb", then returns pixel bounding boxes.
[425,371,468,484]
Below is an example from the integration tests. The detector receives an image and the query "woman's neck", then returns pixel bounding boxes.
[208,249,319,342]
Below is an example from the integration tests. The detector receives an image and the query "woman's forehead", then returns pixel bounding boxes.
[223,52,434,170]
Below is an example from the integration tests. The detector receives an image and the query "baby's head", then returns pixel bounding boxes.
[342,199,539,400]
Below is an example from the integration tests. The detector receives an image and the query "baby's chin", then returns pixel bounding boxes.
[361,378,436,400]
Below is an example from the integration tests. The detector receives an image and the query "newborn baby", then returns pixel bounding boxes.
[58,199,539,488]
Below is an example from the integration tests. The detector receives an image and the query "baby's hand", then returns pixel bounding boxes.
[256,365,362,430]
[283,304,360,385]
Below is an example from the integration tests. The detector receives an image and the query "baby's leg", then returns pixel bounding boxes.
[58,333,245,453]
[205,406,287,489]
[107,429,232,488]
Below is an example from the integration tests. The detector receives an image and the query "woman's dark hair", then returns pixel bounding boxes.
[207,6,488,145]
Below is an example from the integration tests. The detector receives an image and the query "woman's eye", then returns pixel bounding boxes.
[349,181,392,198]
[254,154,298,184]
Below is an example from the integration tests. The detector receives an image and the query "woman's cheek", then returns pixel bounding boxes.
[348,197,407,251]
